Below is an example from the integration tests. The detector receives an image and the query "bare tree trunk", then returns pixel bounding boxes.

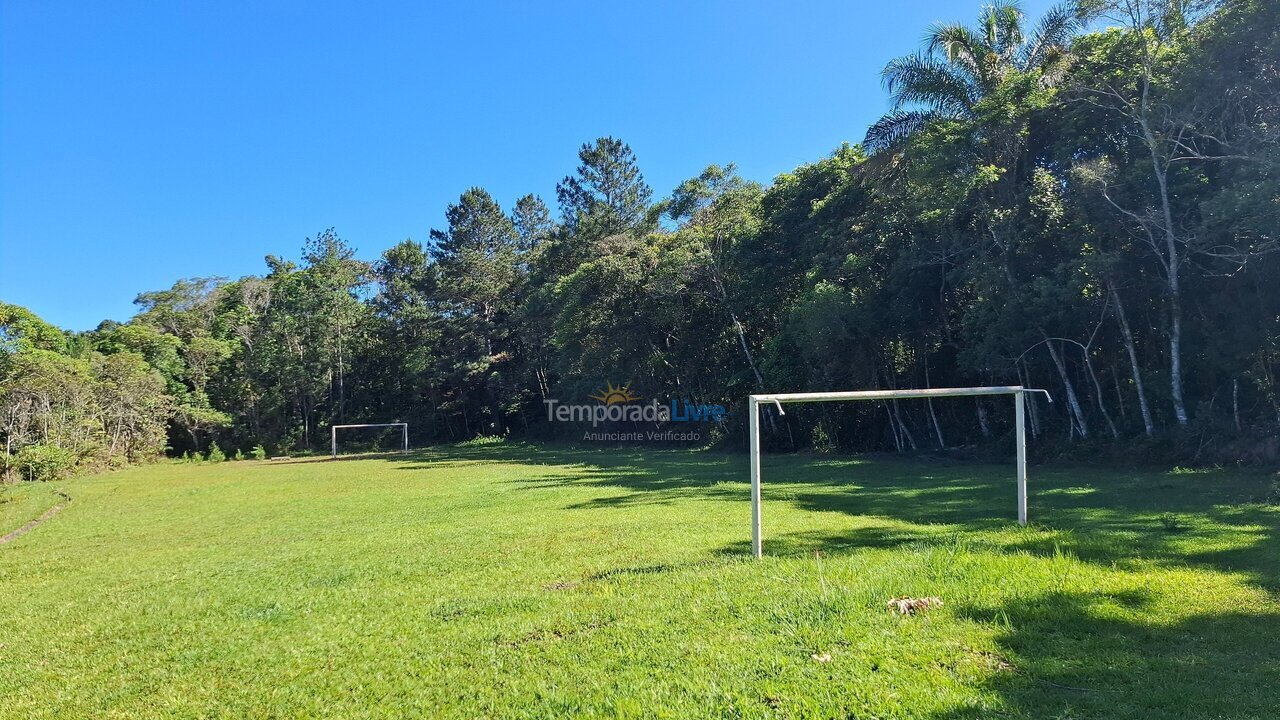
[730,311,764,388]
[302,400,310,449]
[891,401,918,451]
[720,287,776,433]
[923,352,945,448]
[976,401,991,438]
[1018,360,1040,438]
[1167,263,1189,426]
[1079,347,1120,439]
[1233,379,1241,431]
[1262,350,1280,427]
[337,335,346,424]
[1113,368,1127,420]
[1044,336,1088,438]
[885,402,903,452]
[1134,68,1189,426]
[1110,285,1155,436]
[927,400,945,448]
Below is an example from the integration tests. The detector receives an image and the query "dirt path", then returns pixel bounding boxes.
[0,490,72,546]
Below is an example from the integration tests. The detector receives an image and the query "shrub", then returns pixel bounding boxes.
[250,445,267,461]
[207,443,226,463]
[14,444,77,482]
[233,449,245,461]
[0,453,16,483]
[809,423,835,454]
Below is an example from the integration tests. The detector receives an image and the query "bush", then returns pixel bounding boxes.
[14,444,77,482]
[207,443,226,463]
[250,445,267,461]
[0,453,16,483]
[233,449,245,461]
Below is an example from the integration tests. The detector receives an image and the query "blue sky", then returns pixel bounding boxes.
[1,0,1058,331]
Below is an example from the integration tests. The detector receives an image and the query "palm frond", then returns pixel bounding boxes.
[1020,1,1087,70]
[882,53,979,115]
[862,110,939,154]
[989,0,1026,60]
[868,0,1088,156]
[926,23,984,77]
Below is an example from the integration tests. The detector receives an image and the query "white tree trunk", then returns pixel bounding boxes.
[1111,286,1156,436]
[1045,337,1089,438]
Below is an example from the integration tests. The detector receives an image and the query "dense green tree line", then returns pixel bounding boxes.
[3,0,1277,479]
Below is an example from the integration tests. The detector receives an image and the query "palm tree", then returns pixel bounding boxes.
[863,0,1086,154]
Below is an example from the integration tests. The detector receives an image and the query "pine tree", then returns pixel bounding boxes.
[555,137,654,239]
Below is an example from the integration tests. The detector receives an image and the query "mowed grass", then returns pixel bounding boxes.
[1,444,1278,719]
[0,482,66,537]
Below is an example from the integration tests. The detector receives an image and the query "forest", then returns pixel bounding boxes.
[2,0,1277,481]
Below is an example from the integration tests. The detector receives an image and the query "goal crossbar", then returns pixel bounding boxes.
[330,423,409,458]
[748,386,1051,558]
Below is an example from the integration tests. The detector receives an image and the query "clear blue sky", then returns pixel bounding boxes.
[1,0,1057,331]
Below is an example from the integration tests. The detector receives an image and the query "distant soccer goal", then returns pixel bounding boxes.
[330,423,409,458]
[747,386,1051,558]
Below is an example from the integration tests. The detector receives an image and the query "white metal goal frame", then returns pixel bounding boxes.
[747,386,1052,558]
[330,423,409,458]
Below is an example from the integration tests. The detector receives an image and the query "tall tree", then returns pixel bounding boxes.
[431,188,525,434]
[864,0,1085,153]
[1068,0,1278,426]
[555,137,654,240]
[512,194,556,254]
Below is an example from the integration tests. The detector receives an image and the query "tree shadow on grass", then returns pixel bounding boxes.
[930,589,1280,719]
[385,443,1280,589]
[395,442,749,502]
[376,443,1280,717]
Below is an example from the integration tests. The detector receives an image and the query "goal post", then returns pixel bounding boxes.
[330,423,409,458]
[748,386,1051,558]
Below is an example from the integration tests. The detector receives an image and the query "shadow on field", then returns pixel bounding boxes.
[383,442,1280,717]
[387,443,1280,589]
[928,589,1280,718]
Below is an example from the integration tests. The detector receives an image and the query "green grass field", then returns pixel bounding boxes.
[1,443,1278,719]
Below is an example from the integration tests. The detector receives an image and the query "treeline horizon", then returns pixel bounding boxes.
[3,0,1278,480]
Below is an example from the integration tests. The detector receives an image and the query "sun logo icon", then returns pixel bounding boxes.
[589,381,642,405]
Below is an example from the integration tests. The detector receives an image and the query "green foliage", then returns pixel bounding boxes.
[4,2,1279,471]
[555,136,654,239]
[206,442,226,463]
[456,435,505,447]
[1158,512,1187,533]
[863,0,1084,153]
[233,449,245,461]
[250,445,267,461]
[92,351,171,462]
[12,443,77,482]
[0,302,69,355]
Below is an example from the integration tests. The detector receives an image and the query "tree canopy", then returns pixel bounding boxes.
[4,0,1278,478]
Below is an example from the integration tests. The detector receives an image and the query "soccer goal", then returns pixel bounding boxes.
[330,423,409,458]
[747,386,1051,558]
